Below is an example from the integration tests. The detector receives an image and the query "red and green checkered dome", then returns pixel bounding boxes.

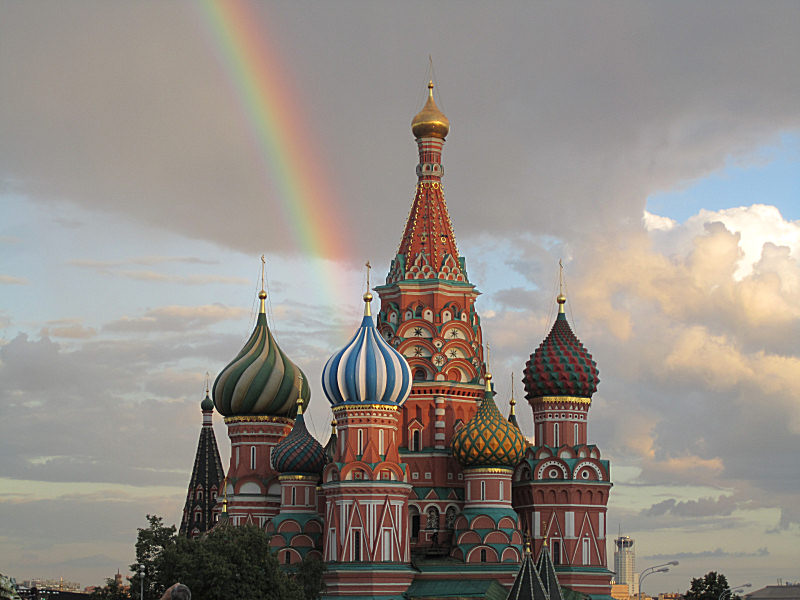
[452,375,527,469]
[523,296,599,400]
[271,402,326,476]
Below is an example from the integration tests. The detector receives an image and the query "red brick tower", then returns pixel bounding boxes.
[513,291,613,598]
[212,277,311,527]
[375,81,486,554]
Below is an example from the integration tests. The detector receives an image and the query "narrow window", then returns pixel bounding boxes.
[582,537,590,565]
[382,528,392,561]
[537,424,543,445]
[480,549,487,563]
[553,540,561,565]
[499,480,504,501]
[554,423,560,447]
[284,551,290,565]
[480,481,486,501]
[357,429,364,455]
[575,423,579,445]
[411,514,420,540]
[412,429,421,451]
[291,486,296,506]
[379,429,385,455]
[250,446,256,469]
[353,530,362,561]
[235,446,240,467]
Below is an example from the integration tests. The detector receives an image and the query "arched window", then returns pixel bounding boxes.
[414,368,427,381]
[426,506,439,530]
[412,429,421,452]
[445,506,457,529]
[409,506,421,541]
[480,549,487,563]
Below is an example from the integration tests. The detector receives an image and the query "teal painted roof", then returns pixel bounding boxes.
[406,578,508,600]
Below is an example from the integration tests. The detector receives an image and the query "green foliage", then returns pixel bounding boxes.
[89,577,130,600]
[292,555,326,600]
[130,515,325,600]
[130,515,177,600]
[685,572,735,600]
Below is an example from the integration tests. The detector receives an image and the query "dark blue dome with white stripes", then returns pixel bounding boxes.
[322,293,412,407]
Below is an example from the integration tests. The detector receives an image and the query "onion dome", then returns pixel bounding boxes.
[322,292,412,407]
[452,373,527,469]
[271,398,326,476]
[201,391,214,411]
[412,81,450,139]
[523,293,599,400]
[213,289,310,418]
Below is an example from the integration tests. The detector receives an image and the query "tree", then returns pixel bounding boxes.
[130,515,177,600]
[89,577,130,600]
[685,572,735,600]
[130,515,323,600]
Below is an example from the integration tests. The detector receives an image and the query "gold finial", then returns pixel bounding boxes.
[557,259,566,313]
[296,374,304,415]
[205,371,210,395]
[363,261,373,316]
[525,539,532,555]
[330,418,336,433]
[222,478,228,513]
[509,372,516,414]
[258,255,267,314]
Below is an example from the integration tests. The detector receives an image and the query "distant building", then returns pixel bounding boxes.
[747,585,800,600]
[614,536,637,596]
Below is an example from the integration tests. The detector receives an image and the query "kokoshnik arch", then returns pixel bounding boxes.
[180,81,614,600]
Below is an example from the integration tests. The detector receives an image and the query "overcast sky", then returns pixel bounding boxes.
[1,1,799,591]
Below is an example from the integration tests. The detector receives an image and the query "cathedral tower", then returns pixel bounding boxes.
[320,291,416,598]
[513,292,612,597]
[212,280,311,527]
[375,81,486,554]
[179,388,225,537]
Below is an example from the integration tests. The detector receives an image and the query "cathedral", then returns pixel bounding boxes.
[180,81,613,600]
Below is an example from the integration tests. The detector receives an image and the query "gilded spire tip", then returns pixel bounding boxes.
[259,255,267,314]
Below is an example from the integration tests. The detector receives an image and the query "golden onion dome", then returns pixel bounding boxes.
[412,81,450,139]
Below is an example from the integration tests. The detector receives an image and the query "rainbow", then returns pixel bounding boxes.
[195,0,353,313]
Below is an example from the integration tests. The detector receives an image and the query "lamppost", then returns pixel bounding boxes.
[638,561,679,600]
[720,583,752,600]
[137,564,145,600]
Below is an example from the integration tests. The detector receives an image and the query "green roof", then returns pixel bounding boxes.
[406,578,508,600]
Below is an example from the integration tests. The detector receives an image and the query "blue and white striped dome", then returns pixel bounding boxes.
[322,293,412,407]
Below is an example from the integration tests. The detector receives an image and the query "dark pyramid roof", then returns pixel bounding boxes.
[536,545,564,600]
[507,548,550,600]
[179,405,225,537]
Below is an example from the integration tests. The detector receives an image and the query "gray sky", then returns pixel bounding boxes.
[1,1,799,591]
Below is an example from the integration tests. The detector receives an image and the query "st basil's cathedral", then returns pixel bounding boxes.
[180,82,613,600]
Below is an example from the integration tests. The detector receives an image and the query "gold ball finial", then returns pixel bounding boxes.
[296,396,304,415]
[363,291,373,303]
[259,290,267,300]
[412,81,450,139]
[485,372,493,382]
[557,293,566,304]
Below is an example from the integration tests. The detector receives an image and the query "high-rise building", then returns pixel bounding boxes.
[195,79,613,600]
[614,535,637,596]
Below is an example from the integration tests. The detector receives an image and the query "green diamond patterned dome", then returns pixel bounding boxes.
[213,291,310,418]
[452,375,527,469]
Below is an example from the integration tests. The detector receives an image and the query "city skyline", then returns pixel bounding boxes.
[1,1,799,591]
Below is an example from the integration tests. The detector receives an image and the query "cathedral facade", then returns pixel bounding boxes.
[187,82,613,600]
